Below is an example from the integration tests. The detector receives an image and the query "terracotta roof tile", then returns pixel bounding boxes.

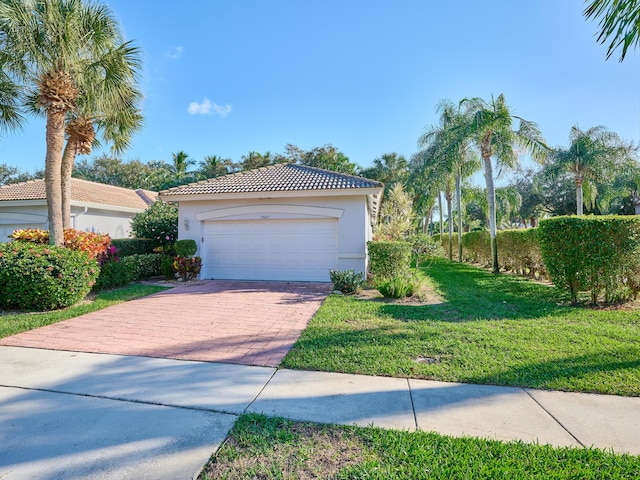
[160,163,383,196]
[0,178,157,210]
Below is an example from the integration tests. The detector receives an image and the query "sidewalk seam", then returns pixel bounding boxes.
[523,388,585,448]
[242,367,279,414]
[407,378,419,430]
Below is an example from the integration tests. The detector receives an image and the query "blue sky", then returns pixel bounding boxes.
[2,0,639,179]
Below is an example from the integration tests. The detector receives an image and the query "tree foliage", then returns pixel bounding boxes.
[584,0,640,61]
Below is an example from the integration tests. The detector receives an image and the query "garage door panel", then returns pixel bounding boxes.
[203,218,337,282]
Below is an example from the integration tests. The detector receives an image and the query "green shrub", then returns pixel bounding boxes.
[111,238,156,256]
[375,274,419,298]
[410,233,443,266]
[122,253,163,280]
[173,256,202,281]
[367,241,412,278]
[161,255,176,280]
[497,228,545,279]
[131,201,178,249]
[329,269,366,294]
[93,260,135,291]
[174,239,197,257]
[461,230,491,265]
[538,215,640,304]
[0,243,99,311]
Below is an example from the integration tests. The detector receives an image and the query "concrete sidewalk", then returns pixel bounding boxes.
[1,346,639,479]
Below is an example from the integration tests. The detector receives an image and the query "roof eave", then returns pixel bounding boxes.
[159,187,384,202]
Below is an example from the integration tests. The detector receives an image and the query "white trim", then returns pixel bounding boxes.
[0,199,146,213]
[0,212,47,224]
[160,187,383,203]
[195,204,344,221]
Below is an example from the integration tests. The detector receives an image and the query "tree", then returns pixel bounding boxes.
[546,125,633,215]
[169,151,196,183]
[299,145,359,175]
[198,155,235,179]
[0,69,23,135]
[584,0,640,61]
[0,0,141,245]
[360,152,409,192]
[375,183,415,240]
[74,155,170,190]
[458,94,547,273]
[417,100,480,261]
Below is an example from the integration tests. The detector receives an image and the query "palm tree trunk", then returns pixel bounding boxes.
[438,192,444,237]
[576,179,584,216]
[61,141,77,229]
[446,193,453,260]
[45,110,66,246]
[456,172,463,262]
[483,154,499,273]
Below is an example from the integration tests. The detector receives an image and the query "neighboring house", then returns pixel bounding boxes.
[0,178,157,241]
[159,163,384,282]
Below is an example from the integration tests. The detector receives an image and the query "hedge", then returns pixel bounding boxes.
[0,243,99,311]
[111,238,157,256]
[367,241,412,278]
[497,229,545,279]
[538,215,640,304]
[122,253,163,280]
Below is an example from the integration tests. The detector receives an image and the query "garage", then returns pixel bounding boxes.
[202,218,338,281]
[160,163,383,282]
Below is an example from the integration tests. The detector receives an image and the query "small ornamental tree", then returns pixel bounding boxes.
[130,201,178,248]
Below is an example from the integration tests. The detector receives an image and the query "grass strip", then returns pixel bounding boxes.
[201,414,640,479]
[0,284,168,339]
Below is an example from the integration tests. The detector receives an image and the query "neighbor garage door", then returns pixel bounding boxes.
[202,218,338,282]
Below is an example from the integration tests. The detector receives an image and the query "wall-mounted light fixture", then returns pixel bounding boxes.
[183,218,189,231]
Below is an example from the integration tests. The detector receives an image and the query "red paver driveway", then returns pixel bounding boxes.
[0,281,331,367]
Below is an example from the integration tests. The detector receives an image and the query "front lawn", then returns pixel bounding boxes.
[201,414,640,479]
[0,284,168,339]
[282,258,640,396]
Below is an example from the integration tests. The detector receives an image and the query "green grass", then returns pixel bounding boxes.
[0,284,168,339]
[282,258,640,396]
[201,414,640,479]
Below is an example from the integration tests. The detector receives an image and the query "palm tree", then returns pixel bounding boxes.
[584,0,640,61]
[0,68,23,134]
[0,0,140,245]
[199,154,235,179]
[546,125,632,216]
[170,151,196,182]
[458,94,547,273]
[418,100,480,261]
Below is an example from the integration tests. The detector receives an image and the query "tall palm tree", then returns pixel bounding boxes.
[459,94,547,273]
[0,0,140,245]
[418,100,480,261]
[584,0,640,61]
[0,68,23,134]
[199,154,235,179]
[546,125,632,216]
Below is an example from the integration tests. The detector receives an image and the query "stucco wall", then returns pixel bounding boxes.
[176,195,371,273]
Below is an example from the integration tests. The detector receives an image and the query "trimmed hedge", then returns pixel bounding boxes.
[122,253,163,280]
[461,231,490,266]
[0,243,99,311]
[93,260,135,291]
[498,229,545,279]
[174,239,197,257]
[538,215,640,304]
[367,241,412,278]
[111,238,157,256]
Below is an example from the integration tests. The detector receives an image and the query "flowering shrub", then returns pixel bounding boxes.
[11,228,110,260]
[172,256,202,281]
[130,201,178,249]
[0,242,99,310]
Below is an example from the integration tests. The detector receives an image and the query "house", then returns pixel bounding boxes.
[0,178,157,241]
[159,163,384,282]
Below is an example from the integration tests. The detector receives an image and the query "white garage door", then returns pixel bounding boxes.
[202,218,338,282]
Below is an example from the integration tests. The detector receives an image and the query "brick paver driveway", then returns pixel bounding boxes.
[0,281,331,367]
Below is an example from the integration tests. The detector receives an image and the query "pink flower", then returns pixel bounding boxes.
[165,235,170,240]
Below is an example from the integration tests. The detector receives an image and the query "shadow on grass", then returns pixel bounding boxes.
[377,258,570,322]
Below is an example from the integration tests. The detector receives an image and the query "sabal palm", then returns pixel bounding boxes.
[0,0,140,245]
[459,94,547,273]
[0,68,23,134]
[547,125,630,216]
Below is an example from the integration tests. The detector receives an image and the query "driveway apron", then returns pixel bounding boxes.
[0,280,331,367]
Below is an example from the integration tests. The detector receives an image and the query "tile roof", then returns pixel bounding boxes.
[0,178,157,210]
[160,163,383,196]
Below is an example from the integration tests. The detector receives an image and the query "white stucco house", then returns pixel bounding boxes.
[159,163,384,282]
[0,178,157,241]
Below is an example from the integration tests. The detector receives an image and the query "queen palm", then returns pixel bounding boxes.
[0,0,141,245]
[170,151,196,182]
[459,94,547,273]
[547,125,631,216]
[584,0,640,61]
